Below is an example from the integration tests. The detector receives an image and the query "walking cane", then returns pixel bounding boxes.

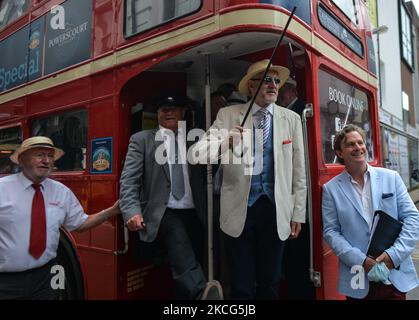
[240,6,297,127]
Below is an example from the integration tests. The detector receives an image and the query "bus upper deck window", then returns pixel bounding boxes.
[0,126,22,174]
[31,110,88,172]
[318,70,374,164]
[0,0,29,29]
[331,0,358,25]
[124,0,202,37]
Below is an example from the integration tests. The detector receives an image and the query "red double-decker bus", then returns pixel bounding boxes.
[0,0,379,299]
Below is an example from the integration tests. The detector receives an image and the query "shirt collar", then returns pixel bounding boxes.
[159,125,185,135]
[251,103,273,116]
[287,97,298,109]
[18,172,46,190]
[344,164,371,184]
[159,125,170,134]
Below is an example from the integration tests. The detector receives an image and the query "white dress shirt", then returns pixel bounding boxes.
[345,165,374,229]
[345,165,393,285]
[0,173,88,272]
[159,127,195,209]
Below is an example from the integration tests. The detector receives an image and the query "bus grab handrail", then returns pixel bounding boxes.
[302,103,321,287]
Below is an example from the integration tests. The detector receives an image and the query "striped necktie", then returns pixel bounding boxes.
[257,108,270,147]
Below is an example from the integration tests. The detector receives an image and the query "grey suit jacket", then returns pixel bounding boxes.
[120,128,206,242]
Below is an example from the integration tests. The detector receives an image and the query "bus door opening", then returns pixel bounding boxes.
[119,32,317,299]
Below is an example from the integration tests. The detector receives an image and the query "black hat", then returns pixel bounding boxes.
[153,93,191,111]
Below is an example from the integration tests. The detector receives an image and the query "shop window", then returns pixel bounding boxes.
[31,110,88,171]
[408,138,418,189]
[0,126,22,174]
[381,128,400,172]
[319,69,374,164]
[380,127,415,189]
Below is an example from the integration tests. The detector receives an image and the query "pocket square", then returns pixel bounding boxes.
[382,193,394,199]
[282,140,292,145]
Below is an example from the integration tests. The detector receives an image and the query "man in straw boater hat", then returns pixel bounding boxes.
[192,59,307,299]
[0,136,120,299]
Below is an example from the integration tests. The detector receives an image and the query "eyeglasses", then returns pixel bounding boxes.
[250,76,281,85]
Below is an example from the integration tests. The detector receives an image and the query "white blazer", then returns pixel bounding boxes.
[192,103,307,240]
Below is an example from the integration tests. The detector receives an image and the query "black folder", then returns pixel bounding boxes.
[367,210,403,259]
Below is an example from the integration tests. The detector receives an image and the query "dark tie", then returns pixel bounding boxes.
[171,137,185,200]
[29,184,46,259]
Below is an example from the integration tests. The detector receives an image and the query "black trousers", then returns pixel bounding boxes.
[224,196,285,299]
[0,259,57,300]
[282,222,316,299]
[157,208,206,300]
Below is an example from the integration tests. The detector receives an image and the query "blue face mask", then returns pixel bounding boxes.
[367,262,391,284]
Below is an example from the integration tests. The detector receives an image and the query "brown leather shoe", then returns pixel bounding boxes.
[201,280,224,300]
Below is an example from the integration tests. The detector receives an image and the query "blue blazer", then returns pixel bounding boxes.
[322,165,419,298]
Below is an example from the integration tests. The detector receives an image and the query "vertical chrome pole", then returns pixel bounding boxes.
[204,53,214,281]
[302,104,321,287]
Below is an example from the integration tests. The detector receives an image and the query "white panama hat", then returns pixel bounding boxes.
[238,59,290,96]
[10,136,64,164]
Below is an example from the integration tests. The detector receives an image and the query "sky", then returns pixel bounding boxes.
[413,0,419,12]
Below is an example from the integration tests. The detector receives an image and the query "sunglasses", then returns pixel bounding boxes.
[251,76,281,85]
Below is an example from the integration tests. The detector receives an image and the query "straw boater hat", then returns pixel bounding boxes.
[10,136,65,164]
[238,59,290,97]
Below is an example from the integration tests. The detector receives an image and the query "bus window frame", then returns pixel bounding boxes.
[0,123,23,140]
[29,108,88,173]
[31,0,52,10]
[0,0,31,30]
[0,123,23,175]
[330,0,359,26]
[317,66,376,166]
[123,0,204,39]
[317,2,364,58]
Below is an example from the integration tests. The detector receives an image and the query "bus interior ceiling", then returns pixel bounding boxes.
[122,32,308,128]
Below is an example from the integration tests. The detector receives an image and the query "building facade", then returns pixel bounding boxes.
[370,0,419,190]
